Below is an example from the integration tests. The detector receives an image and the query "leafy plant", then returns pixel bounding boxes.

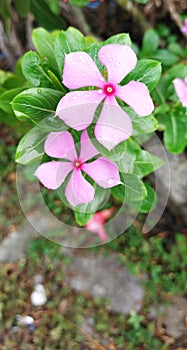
[11,27,162,236]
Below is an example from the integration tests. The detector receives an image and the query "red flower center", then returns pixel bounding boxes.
[103,83,116,96]
[73,159,83,169]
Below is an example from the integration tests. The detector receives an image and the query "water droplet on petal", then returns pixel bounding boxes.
[97,89,103,95]
[109,58,113,62]
[116,62,120,67]
[107,178,114,185]
[100,77,105,82]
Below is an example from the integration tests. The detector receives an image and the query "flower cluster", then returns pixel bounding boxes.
[35,44,154,211]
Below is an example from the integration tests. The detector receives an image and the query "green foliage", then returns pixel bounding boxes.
[10,27,162,226]
[138,27,187,154]
[0,63,29,131]
[0,0,65,33]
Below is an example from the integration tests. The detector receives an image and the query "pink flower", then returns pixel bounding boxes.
[173,77,187,107]
[85,207,115,242]
[56,44,154,150]
[181,19,187,36]
[35,130,121,207]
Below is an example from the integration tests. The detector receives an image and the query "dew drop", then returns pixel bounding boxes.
[109,57,113,62]
[97,89,103,95]
[100,77,105,82]
[107,177,114,185]
[116,62,120,67]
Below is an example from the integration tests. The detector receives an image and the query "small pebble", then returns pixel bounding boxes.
[31,283,47,306]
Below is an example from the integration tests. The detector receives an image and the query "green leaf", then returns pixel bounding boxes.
[134,150,163,177]
[141,29,159,56]
[140,183,157,213]
[47,70,67,93]
[104,33,131,46]
[14,0,30,17]
[30,0,65,31]
[16,115,67,164]
[12,88,64,124]
[32,28,59,77]
[22,51,54,88]
[168,43,186,58]
[116,149,136,173]
[70,0,88,7]
[87,123,127,162]
[163,110,187,154]
[151,49,179,67]
[0,87,25,115]
[54,27,86,76]
[0,69,12,85]
[122,173,147,202]
[111,184,125,202]
[0,0,11,19]
[122,59,162,91]
[74,186,107,226]
[125,108,158,135]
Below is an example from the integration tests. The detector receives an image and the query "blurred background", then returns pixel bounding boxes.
[0,1,187,349]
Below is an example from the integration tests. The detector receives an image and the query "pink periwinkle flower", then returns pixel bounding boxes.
[181,19,187,36]
[173,77,187,107]
[85,207,115,242]
[35,130,121,207]
[56,44,154,150]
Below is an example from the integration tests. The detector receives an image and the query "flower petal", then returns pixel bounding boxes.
[35,161,73,190]
[63,52,105,89]
[94,101,132,150]
[56,90,104,130]
[173,78,187,107]
[79,130,99,162]
[85,214,108,243]
[98,44,137,84]
[45,131,77,161]
[65,169,95,206]
[116,81,154,116]
[83,156,121,188]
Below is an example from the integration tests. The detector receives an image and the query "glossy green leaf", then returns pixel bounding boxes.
[140,183,157,213]
[125,108,158,135]
[122,59,162,91]
[12,88,64,124]
[151,49,179,67]
[32,28,59,77]
[141,29,159,56]
[54,27,86,76]
[122,174,147,202]
[104,33,131,47]
[116,149,136,173]
[30,0,65,31]
[111,184,125,202]
[22,51,54,88]
[163,110,187,154]
[16,115,68,164]
[0,87,25,115]
[74,186,107,226]
[87,123,127,162]
[134,150,163,177]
